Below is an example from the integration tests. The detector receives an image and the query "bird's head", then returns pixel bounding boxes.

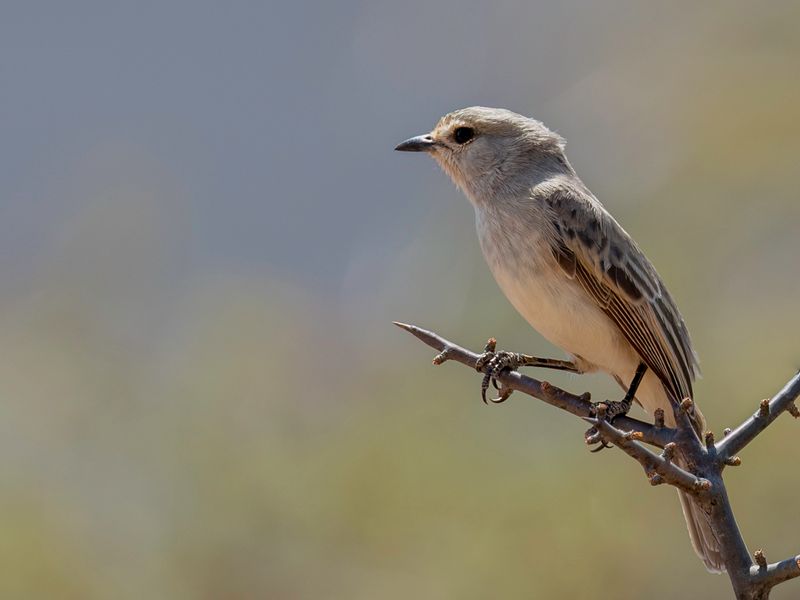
[395,106,568,203]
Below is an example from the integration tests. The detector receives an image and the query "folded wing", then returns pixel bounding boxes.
[544,185,700,406]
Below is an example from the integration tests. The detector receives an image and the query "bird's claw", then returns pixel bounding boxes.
[584,425,613,452]
[584,398,632,452]
[475,338,517,404]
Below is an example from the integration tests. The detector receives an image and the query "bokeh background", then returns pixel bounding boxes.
[2,1,799,598]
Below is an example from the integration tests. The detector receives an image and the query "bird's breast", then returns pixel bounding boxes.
[475,208,634,376]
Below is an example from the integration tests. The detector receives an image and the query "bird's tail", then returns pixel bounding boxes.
[636,373,725,573]
[672,402,725,573]
[677,482,725,573]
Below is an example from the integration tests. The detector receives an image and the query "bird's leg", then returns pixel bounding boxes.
[475,338,581,404]
[586,362,648,452]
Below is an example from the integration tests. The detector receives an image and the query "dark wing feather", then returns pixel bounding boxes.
[545,186,699,402]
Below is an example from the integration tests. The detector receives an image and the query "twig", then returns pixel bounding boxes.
[394,322,674,448]
[750,554,800,590]
[583,409,711,495]
[716,372,800,462]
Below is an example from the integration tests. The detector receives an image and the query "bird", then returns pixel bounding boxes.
[395,106,722,573]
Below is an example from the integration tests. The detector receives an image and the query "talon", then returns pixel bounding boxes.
[584,425,612,451]
[489,387,513,404]
[584,426,601,445]
[584,425,612,452]
[584,396,631,453]
[481,372,492,404]
[590,397,632,423]
[589,441,612,453]
[474,340,522,405]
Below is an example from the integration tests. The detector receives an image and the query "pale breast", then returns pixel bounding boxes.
[476,205,638,378]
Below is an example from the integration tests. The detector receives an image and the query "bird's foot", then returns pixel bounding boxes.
[474,338,520,404]
[584,397,634,452]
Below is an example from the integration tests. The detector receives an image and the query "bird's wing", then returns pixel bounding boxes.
[543,185,699,403]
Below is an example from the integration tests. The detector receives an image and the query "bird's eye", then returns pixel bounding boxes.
[453,127,475,144]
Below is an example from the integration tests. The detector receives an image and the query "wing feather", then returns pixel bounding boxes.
[544,186,699,402]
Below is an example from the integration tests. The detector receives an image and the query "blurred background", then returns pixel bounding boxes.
[2,1,799,598]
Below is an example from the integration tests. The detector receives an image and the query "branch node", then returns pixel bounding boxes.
[758,398,770,419]
[723,427,732,437]
[432,348,452,365]
[788,402,800,419]
[704,430,715,448]
[693,478,712,493]
[584,428,602,446]
[398,324,800,595]
[594,403,607,420]
[661,442,676,464]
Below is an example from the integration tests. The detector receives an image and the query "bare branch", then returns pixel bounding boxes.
[717,372,800,462]
[750,554,800,590]
[394,322,674,448]
[396,321,800,599]
[584,411,711,495]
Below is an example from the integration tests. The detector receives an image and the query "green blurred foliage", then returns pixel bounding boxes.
[3,1,800,599]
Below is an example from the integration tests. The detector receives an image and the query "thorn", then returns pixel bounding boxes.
[694,478,712,493]
[723,427,732,437]
[392,321,413,332]
[754,549,767,570]
[704,430,715,448]
[648,472,664,486]
[432,349,451,365]
[725,456,742,467]
[582,417,600,426]
[788,402,800,419]
[680,398,694,413]
[653,408,665,429]
[759,399,770,419]
[662,442,676,463]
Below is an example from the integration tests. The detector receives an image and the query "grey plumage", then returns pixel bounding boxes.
[396,106,723,572]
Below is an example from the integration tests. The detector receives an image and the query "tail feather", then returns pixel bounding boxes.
[633,371,725,573]
[675,402,726,573]
[678,472,725,573]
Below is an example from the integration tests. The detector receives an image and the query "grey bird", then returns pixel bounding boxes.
[395,106,723,573]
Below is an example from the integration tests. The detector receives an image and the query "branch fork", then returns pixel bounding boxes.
[395,322,800,599]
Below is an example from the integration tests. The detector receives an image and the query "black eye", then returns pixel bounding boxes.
[453,127,475,144]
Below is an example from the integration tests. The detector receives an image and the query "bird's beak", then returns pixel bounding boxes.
[395,134,436,152]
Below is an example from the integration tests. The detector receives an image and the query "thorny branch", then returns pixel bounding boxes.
[395,322,800,600]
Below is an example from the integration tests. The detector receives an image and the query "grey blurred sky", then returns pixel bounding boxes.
[2,0,799,360]
[2,0,738,290]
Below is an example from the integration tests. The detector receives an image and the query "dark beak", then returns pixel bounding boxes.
[394,134,436,152]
